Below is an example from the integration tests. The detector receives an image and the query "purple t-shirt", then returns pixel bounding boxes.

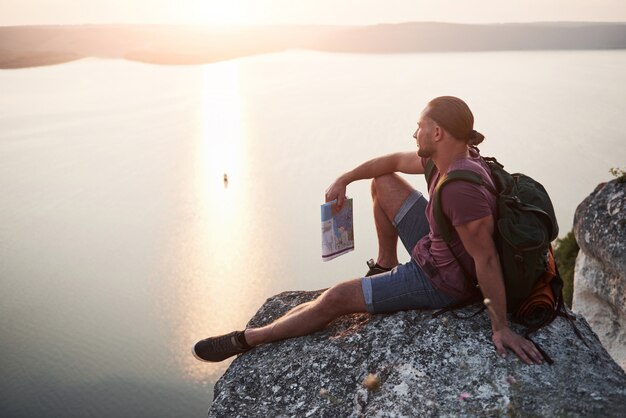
[412,149,497,301]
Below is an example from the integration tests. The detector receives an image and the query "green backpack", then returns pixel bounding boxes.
[424,151,560,317]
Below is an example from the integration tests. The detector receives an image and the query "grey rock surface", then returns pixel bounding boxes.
[209,290,626,417]
[573,179,626,370]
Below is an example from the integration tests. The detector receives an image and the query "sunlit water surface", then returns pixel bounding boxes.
[1,50,625,417]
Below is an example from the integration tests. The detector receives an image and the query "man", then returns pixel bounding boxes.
[193,96,544,365]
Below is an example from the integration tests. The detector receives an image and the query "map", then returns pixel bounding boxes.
[321,198,354,261]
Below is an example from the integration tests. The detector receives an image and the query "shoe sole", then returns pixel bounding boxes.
[191,338,251,362]
[191,345,210,362]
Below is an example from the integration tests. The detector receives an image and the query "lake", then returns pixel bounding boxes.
[1,49,625,417]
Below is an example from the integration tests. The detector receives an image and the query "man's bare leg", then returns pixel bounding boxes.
[193,174,416,362]
[193,279,367,362]
[371,173,416,268]
[245,279,366,346]
[244,173,415,347]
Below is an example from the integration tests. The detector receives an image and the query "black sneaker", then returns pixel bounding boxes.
[192,331,251,362]
[365,258,393,277]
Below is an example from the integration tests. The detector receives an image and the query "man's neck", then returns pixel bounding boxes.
[432,146,470,174]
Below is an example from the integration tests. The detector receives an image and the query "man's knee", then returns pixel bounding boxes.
[316,280,365,316]
[371,173,397,199]
[371,177,377,198]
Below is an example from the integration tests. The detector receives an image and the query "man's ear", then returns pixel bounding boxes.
[433,124,443,142]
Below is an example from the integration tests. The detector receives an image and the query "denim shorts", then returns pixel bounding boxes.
[361,190,457,314]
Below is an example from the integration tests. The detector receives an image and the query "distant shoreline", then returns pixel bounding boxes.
[2,22,625,69]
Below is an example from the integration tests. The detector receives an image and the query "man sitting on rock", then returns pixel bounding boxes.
[193,96,545,365]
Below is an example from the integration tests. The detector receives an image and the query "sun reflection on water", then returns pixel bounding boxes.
[199,62,244,191]
[165,60,259,382]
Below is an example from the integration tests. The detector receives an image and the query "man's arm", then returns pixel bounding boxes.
[455,215,545,365]
[326,152,423,206]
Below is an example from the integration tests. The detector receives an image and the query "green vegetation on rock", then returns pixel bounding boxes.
[609,167,626,183]
[554,231,579,308]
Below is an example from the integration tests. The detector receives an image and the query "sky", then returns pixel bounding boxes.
[2,0,626,26]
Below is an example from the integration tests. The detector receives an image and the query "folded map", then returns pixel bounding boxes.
[321,198,354,261]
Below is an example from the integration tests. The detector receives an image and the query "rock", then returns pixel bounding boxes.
[208,290,626,417]
[574,252,626,371]
[574,179,626,278]
[573,179,626,370]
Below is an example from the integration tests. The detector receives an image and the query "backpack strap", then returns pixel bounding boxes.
[432,295,484,319]
[525,336,554,365]
[433,170,484,243]
[429,169,487,316]
[424,158,437,188]
[552,261,589,347]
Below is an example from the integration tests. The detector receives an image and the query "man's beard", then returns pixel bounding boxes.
[417,146,432,158]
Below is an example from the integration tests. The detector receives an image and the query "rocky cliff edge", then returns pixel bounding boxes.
[208,290,626,417]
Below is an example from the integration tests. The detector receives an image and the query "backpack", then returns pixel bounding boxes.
[425,148,575,362]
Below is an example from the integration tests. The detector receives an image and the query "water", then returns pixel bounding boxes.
[1,50,625,417]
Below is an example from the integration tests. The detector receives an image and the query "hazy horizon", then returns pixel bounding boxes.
[3,21,625,71]
[2,0,626,26]
[3,20,626,28]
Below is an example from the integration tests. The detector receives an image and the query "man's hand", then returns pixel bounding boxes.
[325,177,348,208]
[492,327,545,365]
[323,152,424,208]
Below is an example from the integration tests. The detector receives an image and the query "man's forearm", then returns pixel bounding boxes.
[340,152,415,185]
[474,255,509,332]
[326,152,421,205]
[341,154,398,184]
[456,216,544,364]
